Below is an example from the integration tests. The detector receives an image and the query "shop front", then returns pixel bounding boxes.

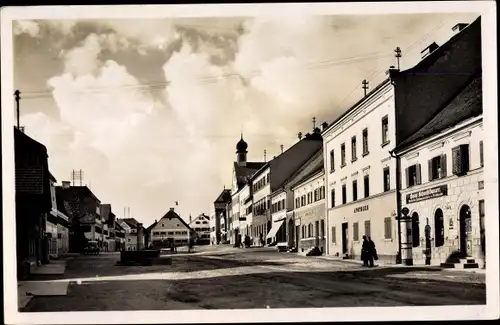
[295,203,326,254]
[327,190,398,262]
[400,170,484,265]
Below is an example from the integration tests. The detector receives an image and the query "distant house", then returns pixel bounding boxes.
[150,208,196,249]
[100,204,116,252]
[55,182,103,252]
[46,172,70,259]
[145,219,158,249]
[116,218,145,251]
[114,222,126,251]
[14,127,52,279]
[189,214,211,245]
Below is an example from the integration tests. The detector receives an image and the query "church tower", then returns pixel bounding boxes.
[236,134,248,167]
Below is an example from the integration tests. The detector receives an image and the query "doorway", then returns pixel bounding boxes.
[315,220,320,247]
[288,219,294,248]
[341,222,349,255]
[295,225,299,250]
[459,205,472,257]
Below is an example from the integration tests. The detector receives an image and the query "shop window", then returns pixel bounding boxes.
[364,175,370,198]
[352,180,358,201]
[452,144,470,176]
[330,150,335,172]
[434,209,445,247]
[351,136,357,162]
[384,217,392,239]
[364,220,371,238]
[362,128,369,156]
[479,141,484,167]
[412,212,420,247]
[405,164,421,187]
[341,143,346,167]
[381,115,389,145]
[342,184,347,204]
[330,189,335,208]
[428,155,447,181]
[331,227,336,244]
[383,167,390,191]
[353,222,359,241]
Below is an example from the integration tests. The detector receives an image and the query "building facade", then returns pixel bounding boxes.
[395,77,483,266]
[292,170,326,255]
[150,208,195,248]
[251,165,271,246]
[212,188,231,244]
[189,214,211,245]
[269,190,287,245]
[323,80,399,262]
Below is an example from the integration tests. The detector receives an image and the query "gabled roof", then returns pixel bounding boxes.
[158,209,195,232]
[55,186,101,222]
[214,188,232,204]
[251,132,323,192]
[121,218,143,229]
[394,76,482,153]
[146,220,158,232]
[14,127,48,158]
[288,150,325,191]
[233,161,266,190]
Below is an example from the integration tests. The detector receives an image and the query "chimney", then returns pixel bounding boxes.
[189,214,192,223]
[385,65,398,76]
[452,23,468,33]
[170,207,175,212]
[420,42,439,59]
[62,181,71,189]
[321,122,329,131]
[298,132,303,140]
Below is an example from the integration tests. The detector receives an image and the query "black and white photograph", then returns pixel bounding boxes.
[1,2,498,324]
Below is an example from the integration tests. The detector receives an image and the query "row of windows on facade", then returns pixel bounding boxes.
[192,227,211,232]
[405,142,483,188]
[295,185,326,209]
[253,198,268,216]
[271,198,286,214]
[300,219,325,239]
[253,173,270,193]
[329,116,390,173]
[194,220,209,225]
[330,217,393,244]
[330,168,391,208]
[152,231,188,236]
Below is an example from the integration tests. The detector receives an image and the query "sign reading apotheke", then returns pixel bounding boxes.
[406,185,448,204]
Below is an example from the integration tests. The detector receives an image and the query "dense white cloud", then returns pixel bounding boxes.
[16,13,480,224]
[13,20,40,37]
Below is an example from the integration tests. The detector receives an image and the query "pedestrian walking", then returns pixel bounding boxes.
[259,233,264,247]
[361,235,375,267]
[368,236,378,266]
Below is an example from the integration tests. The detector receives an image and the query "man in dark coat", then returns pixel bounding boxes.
[361,236,370,266]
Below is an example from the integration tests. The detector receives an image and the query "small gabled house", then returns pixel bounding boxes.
[145,219,158,249]
[189,214,211,245]
[212,188,232,244]
[116,218,145,251]
[150,208,196,249]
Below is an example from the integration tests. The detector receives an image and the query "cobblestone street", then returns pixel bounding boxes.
[21,247,486,311]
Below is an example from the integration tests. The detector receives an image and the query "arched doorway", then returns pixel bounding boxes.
[459,205,472,257]
[411,212,420,247]
[288,219,294,248]
[434,209,445,247]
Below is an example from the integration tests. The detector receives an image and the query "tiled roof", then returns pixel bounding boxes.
[214,188,232,204]
[395,77,482,152]
[122,218,141,228]
[234,162,266,190]
[146,220,158,231]
[159,209,194,232]
[288,150,325,190]
[15,167,45,194]
[55,186,100,222]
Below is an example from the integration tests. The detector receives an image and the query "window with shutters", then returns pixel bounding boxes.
[352,180,358,201]
[341,143,346,167]
[353,222,359,241]
[452,144,470,176]
[406,164,421,187]
[314,189,318,201]
[384,217,392,239]
[342,184,347,204]
[364,220,371,238]
[330,150,335,172]
[479,141,484,167]
[383,167,390,191]
[308,223,313,238]
[362,128,369,156]
[331,189,336,208]
[351,136,357,162]
[364,175,370,198]
[428,155,447,181]
[331,227,336,244]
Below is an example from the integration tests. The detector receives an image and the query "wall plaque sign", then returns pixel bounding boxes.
[354,205,369,213]
[406,185,448,204]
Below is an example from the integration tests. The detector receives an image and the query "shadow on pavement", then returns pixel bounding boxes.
[22,267,486,312]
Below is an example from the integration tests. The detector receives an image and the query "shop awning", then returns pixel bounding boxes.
[266,219,284,240]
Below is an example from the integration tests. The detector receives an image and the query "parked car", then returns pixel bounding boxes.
[83,241,100,255]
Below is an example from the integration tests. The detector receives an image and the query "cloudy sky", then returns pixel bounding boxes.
[12,12,479,225]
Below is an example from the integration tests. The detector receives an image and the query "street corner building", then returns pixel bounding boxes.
[323,17,482,264]
[393,76,483,268]
[211,188,231,245]
[148,208,196,249]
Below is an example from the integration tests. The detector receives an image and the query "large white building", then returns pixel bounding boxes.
[394,77,483,267]
[251,165,271,245]
[323,79,399,262]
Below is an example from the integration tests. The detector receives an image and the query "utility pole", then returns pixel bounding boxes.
[362,80,369,97]
[14,90,21,130]
[264,149,267,162]
[394,47,402,70]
